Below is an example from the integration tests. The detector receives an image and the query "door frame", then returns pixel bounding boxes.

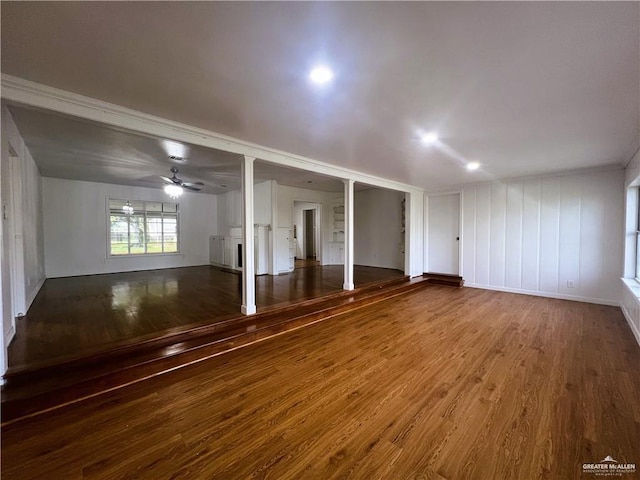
[292,200,323,266]
[424,190,462,275]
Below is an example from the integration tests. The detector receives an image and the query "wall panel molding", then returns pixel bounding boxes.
[455,169,624,305]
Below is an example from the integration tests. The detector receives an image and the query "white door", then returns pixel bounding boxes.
[428,193,460,275]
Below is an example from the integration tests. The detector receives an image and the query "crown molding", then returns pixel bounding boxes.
[1,74,423,195]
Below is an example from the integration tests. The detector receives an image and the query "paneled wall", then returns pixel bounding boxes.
[216,180,273,234]
[461,168,624,305]
[43,178,217,277]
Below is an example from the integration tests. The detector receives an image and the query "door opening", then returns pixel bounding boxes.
[304,209,316,259]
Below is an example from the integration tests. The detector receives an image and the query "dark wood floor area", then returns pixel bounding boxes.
[295,258,320,268]
[8,265,404,369]
[3,287,639,480]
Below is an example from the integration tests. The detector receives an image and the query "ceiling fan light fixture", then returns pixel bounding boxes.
[164,184,183,199]
[122,201,134,215]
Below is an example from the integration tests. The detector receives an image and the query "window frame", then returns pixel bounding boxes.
[636,189,640,281]
[106,197,181,258]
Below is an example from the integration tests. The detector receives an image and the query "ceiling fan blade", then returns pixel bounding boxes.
[159,176,175,184]
[183,185,201,192]
[182,181,204,187]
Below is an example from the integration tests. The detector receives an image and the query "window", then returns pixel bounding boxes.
[108,199,179,256]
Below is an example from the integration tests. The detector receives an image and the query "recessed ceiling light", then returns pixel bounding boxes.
[309,65,334,85]
[467,162,480,171]
[420,132,439,145]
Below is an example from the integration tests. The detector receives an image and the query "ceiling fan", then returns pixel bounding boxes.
[160,167,204,198]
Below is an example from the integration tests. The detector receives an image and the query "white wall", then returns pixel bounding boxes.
[2,107,46,311]
[354,189,404,270]
[21,148,45,306]
[1,106,46,372]
[459,168,624,305]
[43,178,217,277]
[216,180,273,235]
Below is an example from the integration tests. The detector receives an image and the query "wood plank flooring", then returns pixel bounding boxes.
[8,265,403,369]
[3,286,639,479]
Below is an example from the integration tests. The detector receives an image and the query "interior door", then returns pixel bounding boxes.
[428,193,460,275]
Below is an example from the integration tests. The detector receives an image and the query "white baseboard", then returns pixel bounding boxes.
[620,303,640,347]
[464,283,619,307]
[25,276,46,313]
[4,324,16,346]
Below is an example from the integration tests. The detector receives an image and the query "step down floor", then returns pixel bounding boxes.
[1,274,462,424]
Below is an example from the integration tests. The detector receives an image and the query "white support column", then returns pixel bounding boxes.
[343,179,355,290]
[404,189,425,277]
[268,179,278,276]
[241,155,256,315]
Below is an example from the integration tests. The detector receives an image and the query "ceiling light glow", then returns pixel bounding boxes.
[164,184,183,199]
[467,162,480,171]
[420,132,439,145]
[309,65,334,85]
[122,201,134,215]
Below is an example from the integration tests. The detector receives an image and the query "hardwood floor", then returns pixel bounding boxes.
[3,287,639,480]
[295,258,320,268]
[8,265,404,369]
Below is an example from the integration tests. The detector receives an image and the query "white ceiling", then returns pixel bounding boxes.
[1,2,639,190]
[6,105,349,194]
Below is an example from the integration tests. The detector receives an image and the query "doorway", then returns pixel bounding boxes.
[427,193,460,275]
[303,209,316,259]
[293,201,321,269]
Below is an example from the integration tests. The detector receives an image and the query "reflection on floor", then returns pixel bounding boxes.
[294,258,320,268]
[8,265,404,370]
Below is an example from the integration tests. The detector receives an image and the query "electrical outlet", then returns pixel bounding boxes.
[567,280,575,288]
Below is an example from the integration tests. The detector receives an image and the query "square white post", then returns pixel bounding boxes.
[343,179,355,290]
[241,155,256,315]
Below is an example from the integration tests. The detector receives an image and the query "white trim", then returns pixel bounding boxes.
[620,302,640,347]
[464,283,619,307]
[241,156,256,315]
[24,276,45,314]
[1,74,423,196]
[5,324,15,346]
[343,179,355,290]
[620,279,640,347]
